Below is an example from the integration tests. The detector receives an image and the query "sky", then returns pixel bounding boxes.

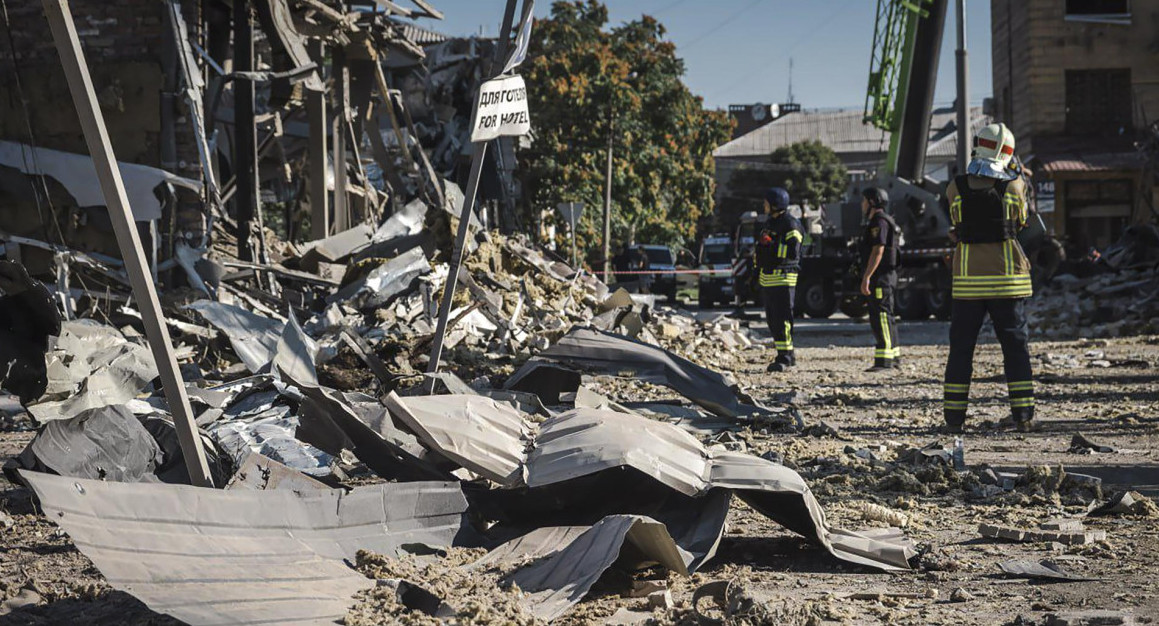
[416,0,992,111]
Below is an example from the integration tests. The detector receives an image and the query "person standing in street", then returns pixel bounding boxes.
[755,187,803,372]
[859,187,901,371]
[943,123,1035,433]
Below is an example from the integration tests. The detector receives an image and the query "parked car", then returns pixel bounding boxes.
[640,244,677,301]
[697,235,734,309]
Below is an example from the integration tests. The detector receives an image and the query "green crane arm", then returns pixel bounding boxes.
[864,0,932,176]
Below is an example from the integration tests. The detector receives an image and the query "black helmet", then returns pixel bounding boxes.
[862,187,888,209]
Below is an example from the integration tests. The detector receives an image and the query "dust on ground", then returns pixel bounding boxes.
[1,316,1157,625]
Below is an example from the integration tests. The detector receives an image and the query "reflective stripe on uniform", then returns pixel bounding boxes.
[1007,381,1033,392]
[1010,397,1035,408]
[874,287,883,299]
[783,321,793,351]
[759,270,798,287]
[944,400,968,410]
[944,383,970,392]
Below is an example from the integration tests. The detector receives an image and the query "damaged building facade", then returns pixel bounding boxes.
[991,0,1159,254]
[0,0,521,292]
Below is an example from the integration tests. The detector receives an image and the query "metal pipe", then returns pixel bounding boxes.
[603,113,613,283]
[955,0,970,174]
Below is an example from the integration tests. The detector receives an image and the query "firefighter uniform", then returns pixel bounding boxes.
[757,210,803,368]
[943,172,1034,429]
[862,210,900,368]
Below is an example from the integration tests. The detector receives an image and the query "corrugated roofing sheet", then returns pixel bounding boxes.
[385,396,914,574]
[714,107,989,160]
[22,470,468,626]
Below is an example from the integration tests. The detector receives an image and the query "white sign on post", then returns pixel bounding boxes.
[471,74,531,143]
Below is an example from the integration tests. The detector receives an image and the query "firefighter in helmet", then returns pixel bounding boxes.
[755,187,803,372]
[943,123,1035,433]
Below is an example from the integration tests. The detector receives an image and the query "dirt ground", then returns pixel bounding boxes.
[1,314,1157,625]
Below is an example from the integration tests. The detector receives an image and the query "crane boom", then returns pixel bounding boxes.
[864,0,947,180]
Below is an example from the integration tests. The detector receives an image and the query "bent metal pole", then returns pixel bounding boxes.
[42,0,214,487]
[424,0,521,391]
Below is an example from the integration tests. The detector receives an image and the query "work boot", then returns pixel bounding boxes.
[1002,406,1037,432]
[766,362,788,372]
[865,358,893,372]
[942,409,966,434]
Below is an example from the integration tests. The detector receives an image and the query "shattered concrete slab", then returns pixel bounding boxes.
[21,470,469,626]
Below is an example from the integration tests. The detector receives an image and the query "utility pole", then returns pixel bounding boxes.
[233,0,258,261]
[602,112,613,283]
[955,0,969,174]
[41,0,214,487]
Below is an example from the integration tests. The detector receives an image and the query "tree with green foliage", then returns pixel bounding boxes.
[716,140,848,228]
[519,1,732,263]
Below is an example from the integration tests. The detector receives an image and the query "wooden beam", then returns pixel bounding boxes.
[307,40,329,239]
[41,0,214,487]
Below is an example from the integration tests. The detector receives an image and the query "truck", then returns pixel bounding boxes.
[716,0,1056,320]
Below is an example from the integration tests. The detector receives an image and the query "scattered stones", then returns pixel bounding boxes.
[978,522,1106,546]
[1044,610,1137,626]
[949,587,974,603]
[861,502,910,528]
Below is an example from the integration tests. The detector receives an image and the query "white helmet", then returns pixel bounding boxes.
[967,122,1017,181]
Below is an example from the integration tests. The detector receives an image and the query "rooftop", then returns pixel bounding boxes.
[713,106,991,161]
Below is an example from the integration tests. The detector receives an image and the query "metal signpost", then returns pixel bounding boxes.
[425,0,532,389]
[556,201,584,268]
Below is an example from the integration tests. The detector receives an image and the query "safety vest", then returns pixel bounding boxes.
[861,211,900,273]
[756,212,803,287]
[948,176,1032,300]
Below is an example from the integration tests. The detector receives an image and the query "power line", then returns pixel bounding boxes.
[713,0,856,101]
[681,0,764,50]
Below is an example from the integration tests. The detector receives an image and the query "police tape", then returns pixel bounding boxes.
[609,269,733,275]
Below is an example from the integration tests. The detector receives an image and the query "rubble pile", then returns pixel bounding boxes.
[1028,224,1159,339]
[0,194,913,625]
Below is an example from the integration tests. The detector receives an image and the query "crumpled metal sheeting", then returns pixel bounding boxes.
[208,404,337,478]
[529,408,709,497]
[506,327,745,419]
[328,246,430,309]
[27,320,159,422]
[225,450,330,491]
[21,470,469,626]
[385,392,533,488]
[373,197,428,243]
[387,396,913,573]
[17,405,162,482]
[186,300,284,373]
[492,515,693,623]
[710,451,914,571]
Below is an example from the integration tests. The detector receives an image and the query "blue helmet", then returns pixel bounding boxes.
[765,187,790,211]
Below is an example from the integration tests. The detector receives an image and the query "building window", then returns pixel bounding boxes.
[1065,69,1133,135]
[1065,0,1131,24]
[1064,178,1133,251]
